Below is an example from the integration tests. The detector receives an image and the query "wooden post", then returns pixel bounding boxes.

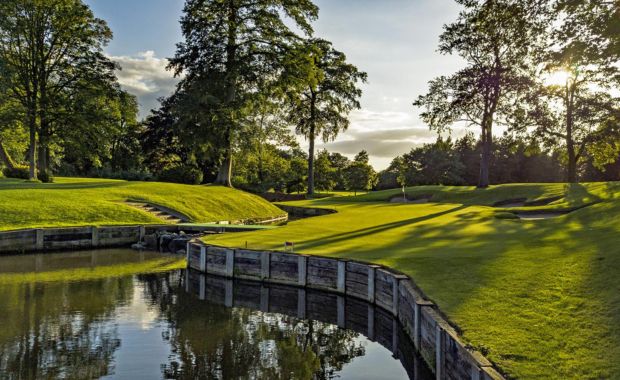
[297,289,306,319]
[471,367,482,380]
[337,261,346,293]
[298,255,307,286]
[392,276,407,316]
[200,246,207,272]
[91,226,99,247]
[337,295,345,328]
[35,229,44,250]
[260,286,269,312]
[261,251,270,280]
[186,242,191,262]
[392,318,399,358]
[414,300,433,350]
[367,304,375,340]
[225,279,233,307]
[225,249,234,277]
[139,225,146,242]
[435,324,445,380]
[414,302,421,350]
[199,275,206,300]
[368,266,377,303]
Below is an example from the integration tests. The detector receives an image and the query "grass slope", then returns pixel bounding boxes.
[206,182,620,379]
[0,177,283,230]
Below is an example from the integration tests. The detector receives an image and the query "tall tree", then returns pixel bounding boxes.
[168,0,318,187]
[313,149,335,192]
[557,0,620,66]
[413,0,545,188]
[520,72,619,182]
[513,1,620,182]
[0,0,114,180]
[285,39,366,196]
[344,150,376,195]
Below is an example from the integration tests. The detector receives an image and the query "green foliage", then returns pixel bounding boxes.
[284,38,367,194]
[414,0,546,187]
[343,151,377,195]
[286,156,308,194]
[168,0,318,186]
[314,150,336,192]
[233,144,292,192]
[378,134,566,189]
[0,0,116,180]
[159,165,204,185]
[2,165,29,180]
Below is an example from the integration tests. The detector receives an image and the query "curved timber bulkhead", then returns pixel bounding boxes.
[185,271,436,379]
[187,241,504,380]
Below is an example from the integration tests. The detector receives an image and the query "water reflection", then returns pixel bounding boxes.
[0,250,431,379]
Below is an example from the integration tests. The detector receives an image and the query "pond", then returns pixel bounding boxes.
[0,249,432,379]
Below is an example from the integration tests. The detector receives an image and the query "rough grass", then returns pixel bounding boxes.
[206,182,620,379]
[0,177,284,230]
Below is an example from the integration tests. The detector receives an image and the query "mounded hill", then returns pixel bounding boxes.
[0,177,284,231]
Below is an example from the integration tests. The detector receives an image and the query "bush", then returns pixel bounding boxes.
[158,165,203,185]
[92,168,153,182]
[2,165,30,179]
[38,170,54,183]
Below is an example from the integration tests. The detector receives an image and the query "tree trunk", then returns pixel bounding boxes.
[37,123,48,181]
[27,110,37,181]
[307,91,317,196]
[478,125,491,188]
[0,139,16,170]
[566,143,577,183]
[566,85,577,183]
[215,130,233,187]
[307,127,315,196]
[214,3,238,188]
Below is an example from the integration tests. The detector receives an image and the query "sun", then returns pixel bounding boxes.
[543,70,571,86]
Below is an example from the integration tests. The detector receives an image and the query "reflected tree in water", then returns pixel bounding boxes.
[138,272,366,380]
[0,277,132,379]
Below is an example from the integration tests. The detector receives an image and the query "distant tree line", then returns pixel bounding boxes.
[0,0,618,192]
[377,133,620,189]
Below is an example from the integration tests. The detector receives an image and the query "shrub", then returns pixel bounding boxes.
[90,167,153,182]
[2,165,30,179]
[38,170,54,183]
[158,164,203,185]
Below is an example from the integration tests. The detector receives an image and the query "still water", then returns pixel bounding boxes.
[0,249,431,379]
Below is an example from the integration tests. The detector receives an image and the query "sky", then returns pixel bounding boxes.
[84,0,466,169]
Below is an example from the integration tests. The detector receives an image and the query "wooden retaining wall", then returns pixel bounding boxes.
[185,270,435,379]
[0,226,144,254]
[188,241,504,380]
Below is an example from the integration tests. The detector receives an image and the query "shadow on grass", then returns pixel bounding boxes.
[296,205,469,251]
[0,180,130,191]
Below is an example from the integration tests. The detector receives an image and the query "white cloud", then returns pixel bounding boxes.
[108,51,181,117]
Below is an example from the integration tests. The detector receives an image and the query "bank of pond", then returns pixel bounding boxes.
[0,248,432,379]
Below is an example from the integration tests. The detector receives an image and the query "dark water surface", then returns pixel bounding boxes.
[0,249,431,379]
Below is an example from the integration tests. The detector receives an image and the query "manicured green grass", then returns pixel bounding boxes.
[206,182,620,379]
[0,177,284,230]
